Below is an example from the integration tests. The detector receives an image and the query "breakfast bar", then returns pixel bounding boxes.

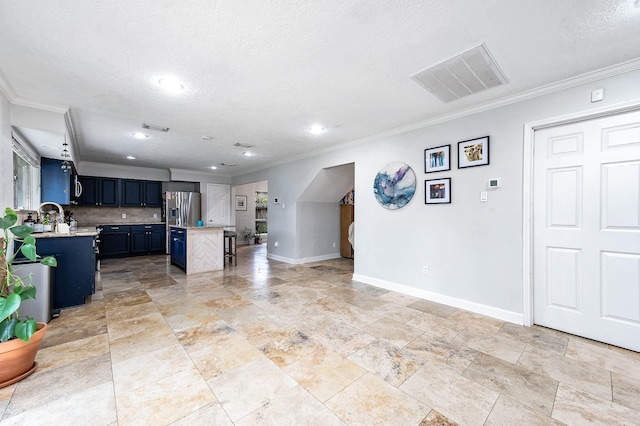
[25,227,100,309]
[169,225,225,275]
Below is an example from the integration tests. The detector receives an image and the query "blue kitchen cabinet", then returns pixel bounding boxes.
[122,179,162,207]
[130,224,165,255]
[17,236,96,309]
[78,176,120,206]
[99,225,131,258]
[170,227,186,270]
[40,158,71,205]
[144,181,163,207]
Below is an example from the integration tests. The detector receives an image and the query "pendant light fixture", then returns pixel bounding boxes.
[60,137,72,173]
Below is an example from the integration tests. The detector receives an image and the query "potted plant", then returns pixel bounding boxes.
[42,213,51,232]
[241,226,256,244]
[0,207,57,388]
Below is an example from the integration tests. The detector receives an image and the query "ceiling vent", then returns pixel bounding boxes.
[410,44,508,103]
[142,123,170,132]
[220,162,236,167]
[233,142,255,148]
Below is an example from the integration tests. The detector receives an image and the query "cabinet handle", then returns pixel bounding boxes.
[111,227,119,230]
[173,238,178,241]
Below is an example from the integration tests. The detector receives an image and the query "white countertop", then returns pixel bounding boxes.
[32,227,99,238]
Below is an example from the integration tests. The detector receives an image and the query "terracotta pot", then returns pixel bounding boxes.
[0,322,47,388]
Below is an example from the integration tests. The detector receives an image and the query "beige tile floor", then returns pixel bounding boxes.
[1,244,639,425]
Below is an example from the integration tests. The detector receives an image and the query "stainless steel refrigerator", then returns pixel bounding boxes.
[164,191,201,253]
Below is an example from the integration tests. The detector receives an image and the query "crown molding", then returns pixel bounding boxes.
[234,58,640,177]
[0,68,17,101]
[11,97,68,114]
[63,110,80,162]
[386,57,640,136]
[0,67,69,113]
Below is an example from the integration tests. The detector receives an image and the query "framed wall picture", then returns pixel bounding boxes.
[424,144,451,173]
[425,178,451,204]
[458,136,490,168]
[235,195,247,211]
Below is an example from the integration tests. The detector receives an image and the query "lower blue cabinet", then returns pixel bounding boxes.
[170,227,186,270]
[22,236,96,309]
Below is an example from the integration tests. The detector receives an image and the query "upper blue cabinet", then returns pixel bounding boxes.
[122,179,162,207]
[40,157,71,205]
[77,176,120,206]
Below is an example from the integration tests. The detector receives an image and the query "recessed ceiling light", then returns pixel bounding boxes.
[157,76,184,92]
[308,124,327,135]
[126,156,136,160]
[242,151,255,156]
[132,132,148,139]
[210,166,218,170]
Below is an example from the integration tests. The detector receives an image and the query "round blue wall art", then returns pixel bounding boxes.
[373,162,416,209]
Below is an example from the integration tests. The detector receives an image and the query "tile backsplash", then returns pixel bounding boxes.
[68,206,163,226]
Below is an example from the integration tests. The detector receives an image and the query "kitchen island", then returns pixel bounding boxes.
[25,227,99,309]
[170,225,225,275]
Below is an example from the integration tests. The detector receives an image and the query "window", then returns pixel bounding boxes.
[12,136,40,211]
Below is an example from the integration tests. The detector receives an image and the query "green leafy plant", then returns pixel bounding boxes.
[0,207,57,342]
[241,226,256,243]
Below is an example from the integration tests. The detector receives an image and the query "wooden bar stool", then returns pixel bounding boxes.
[223,230,237,266]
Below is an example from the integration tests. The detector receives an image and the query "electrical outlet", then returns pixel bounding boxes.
[153,213,158,218]
[423,266,429,275]
[332,242,336,248]
[122,213,126,219]
[274,241,278,247]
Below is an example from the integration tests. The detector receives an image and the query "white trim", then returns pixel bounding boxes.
[266,252,341,264]
[266,253,296,264]
[0,68,17,101]
[298,253,341,263]
[353,274,523,325]
[11,128,40,167]
[63,110,79,163]
[232,58,640,177]
[12,97,68,114]
[522,99,640,327]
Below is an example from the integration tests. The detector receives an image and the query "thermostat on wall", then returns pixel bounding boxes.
[488,178,501,189]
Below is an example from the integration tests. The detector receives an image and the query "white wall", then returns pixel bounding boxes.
[236,68,640,322]
[297,202,341,260]
[258,153,358,261]
[0,92,13,209]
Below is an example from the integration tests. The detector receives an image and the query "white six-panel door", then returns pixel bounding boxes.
[206,183,230,226]
[533,109,640,352]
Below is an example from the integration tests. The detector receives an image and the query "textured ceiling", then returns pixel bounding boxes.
[1,0,639,176]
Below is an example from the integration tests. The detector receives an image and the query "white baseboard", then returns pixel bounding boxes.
[298,253,342,264]
[267,252,341,265]
[352,274,524,325]
[267,253,296,264]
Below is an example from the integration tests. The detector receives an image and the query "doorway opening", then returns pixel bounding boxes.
[233,180,268,246]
